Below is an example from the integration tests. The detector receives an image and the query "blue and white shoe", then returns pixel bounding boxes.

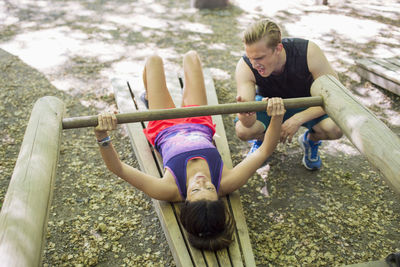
[298,130,322,170]
[247,140,271,166]
[247,140,263,157]
[140,92,149,109]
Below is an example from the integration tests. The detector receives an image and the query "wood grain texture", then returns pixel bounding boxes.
[311,75,400,194]
[0,96,64,267]
[356,57,400,96]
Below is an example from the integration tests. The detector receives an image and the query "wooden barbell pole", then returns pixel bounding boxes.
[62,96,323,129]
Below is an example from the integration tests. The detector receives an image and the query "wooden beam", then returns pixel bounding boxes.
[62,96,323,129]
[344,259,388,267]
[203,68,254,267]
[311,75,400,194]
[0,96,64,267]
[356,58,400,96]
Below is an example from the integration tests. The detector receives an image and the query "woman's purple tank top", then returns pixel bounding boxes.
[154,123,223,199]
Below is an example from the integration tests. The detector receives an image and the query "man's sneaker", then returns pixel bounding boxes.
[298,130,322,170]
[140,92,149,109]
[247,140,271,166]
[247,140,263,157]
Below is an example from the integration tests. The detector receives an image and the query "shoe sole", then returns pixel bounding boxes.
[298,134,319,171]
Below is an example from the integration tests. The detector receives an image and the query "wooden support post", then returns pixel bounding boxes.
[0,96,64,267]
[311,75,400,194]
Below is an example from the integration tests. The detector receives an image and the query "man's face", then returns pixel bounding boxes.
[245,39,280,77]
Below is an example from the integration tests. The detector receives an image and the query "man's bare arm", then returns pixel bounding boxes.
[280,41,337,143]
[235,58,258,127]
[307,41,338,80]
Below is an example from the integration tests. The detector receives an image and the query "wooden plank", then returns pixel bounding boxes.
[112,78,194,267]
[345,260,388,267]
[203,250,220,266]
[356,67,400,96]
[0,96,64,267]
[356,58,400,96]
[172,203,208,266]
[216,248,233,266]
[311,75,400,194]
[370,58,400,72]
[204,69,254,267]
[386,57,400,68]
[356,58,400,85]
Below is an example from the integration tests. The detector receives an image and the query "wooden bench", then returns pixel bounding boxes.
[345,260,388,267]
[111,69,255,267]
[356,57,400,96]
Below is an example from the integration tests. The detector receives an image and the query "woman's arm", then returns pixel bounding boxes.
[219,98,285,195]
[94,113,177,201]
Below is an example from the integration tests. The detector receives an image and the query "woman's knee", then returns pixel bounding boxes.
[146,54,163,66]
[183,50,201,65]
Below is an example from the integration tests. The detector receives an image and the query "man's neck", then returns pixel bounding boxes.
[272,47,286,75]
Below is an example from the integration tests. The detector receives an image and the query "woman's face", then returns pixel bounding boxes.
[186,173,218,201]
[245,39,282,77]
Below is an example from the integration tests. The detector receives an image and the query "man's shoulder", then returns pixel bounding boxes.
[282,37,309,46]
[283,38,310,58]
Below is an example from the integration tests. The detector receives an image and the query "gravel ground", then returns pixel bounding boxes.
[1,0,400,266]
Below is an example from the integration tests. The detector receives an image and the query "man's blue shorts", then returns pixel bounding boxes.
[236,95,329,133]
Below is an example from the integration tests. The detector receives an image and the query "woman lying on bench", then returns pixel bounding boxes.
[94,51,285,250]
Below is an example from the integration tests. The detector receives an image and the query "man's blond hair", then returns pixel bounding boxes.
[243,19,282,49]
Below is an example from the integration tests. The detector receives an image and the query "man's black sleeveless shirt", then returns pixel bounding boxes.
[243,38,313,98]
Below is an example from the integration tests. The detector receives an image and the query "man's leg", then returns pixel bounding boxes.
[298,117,342,170]
[235,95,269,155]
[235,95,268,142]
[309,118,343,142]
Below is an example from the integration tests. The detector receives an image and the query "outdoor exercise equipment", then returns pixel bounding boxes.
[0,73,399,266]
[61,96,323,129]
[311,75,400,194]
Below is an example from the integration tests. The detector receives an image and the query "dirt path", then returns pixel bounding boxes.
[1,0,400,266]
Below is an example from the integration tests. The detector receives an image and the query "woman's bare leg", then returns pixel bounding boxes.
[181,51,208,106]
[143,54,175,110]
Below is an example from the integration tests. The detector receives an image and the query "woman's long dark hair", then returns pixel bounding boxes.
[179,199,235,251]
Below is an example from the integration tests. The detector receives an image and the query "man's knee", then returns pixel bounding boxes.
[316,123,343,140]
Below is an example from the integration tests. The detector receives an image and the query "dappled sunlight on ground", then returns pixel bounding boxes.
[206,67,231,80]
[352,84,400,126]
[232,0,315,17]
[323,138,360,157]
[1,0,400,265]
[286,14,386,44]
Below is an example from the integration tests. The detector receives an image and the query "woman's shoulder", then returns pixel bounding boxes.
[161,169,184,202]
